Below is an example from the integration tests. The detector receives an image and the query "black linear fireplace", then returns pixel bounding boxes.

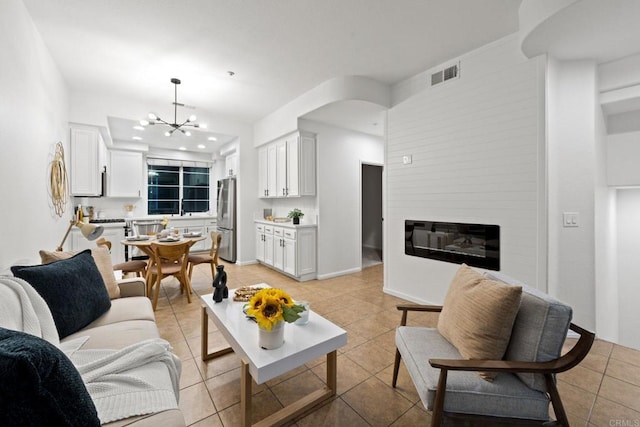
[405,220,500,270]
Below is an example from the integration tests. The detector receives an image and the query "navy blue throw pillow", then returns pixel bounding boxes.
[0,327,100,426]
[11,249,111,339]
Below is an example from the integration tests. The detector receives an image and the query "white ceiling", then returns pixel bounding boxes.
[23,0,522,151]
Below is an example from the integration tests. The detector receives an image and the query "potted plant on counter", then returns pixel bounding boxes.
[287,208,304,225]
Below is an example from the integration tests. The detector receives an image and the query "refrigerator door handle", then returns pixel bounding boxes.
[217,182,225,219]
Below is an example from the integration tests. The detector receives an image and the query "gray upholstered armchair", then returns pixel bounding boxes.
[392,269,595,426]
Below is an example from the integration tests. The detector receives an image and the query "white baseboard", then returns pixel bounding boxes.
[382,287,439,306]
[235,260,258,267]
[317,267,362,280]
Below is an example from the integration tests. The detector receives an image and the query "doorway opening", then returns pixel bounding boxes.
[361,163,383,268]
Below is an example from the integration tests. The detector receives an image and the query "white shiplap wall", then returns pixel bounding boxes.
[385,36,546,304]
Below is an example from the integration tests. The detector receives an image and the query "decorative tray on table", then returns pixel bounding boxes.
[158,236,181,242]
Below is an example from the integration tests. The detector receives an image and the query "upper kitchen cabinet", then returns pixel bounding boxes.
[258,131,315,198]
[108,150,143,198]
[69,125,105,196]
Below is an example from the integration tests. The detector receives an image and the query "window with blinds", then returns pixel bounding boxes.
[147,162,210,215]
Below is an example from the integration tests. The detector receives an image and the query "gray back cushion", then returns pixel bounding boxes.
[484,271,572,392]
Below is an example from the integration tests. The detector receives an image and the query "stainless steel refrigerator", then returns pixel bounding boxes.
[217,177,236,263]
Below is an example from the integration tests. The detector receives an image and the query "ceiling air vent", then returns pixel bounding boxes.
[430,62,460,87]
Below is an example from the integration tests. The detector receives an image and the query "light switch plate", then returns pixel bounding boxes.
[402,155,412,165]
[563,212,579,227]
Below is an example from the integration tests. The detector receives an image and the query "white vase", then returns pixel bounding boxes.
[258,321,285,349]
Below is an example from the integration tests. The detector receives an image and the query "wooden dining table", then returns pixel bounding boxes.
[121,234,207,302]
[120,234,206,259]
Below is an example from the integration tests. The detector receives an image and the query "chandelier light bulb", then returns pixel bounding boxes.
[148,112,157,120]
[199,123,207,129]
[164,131,171,137]
[185,131,192,136]
[139,120,149,126]
[188,115,197,122]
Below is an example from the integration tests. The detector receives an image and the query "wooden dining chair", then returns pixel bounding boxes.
[96,238,148,278]
[187,231,222,280]
[146,241,192,310]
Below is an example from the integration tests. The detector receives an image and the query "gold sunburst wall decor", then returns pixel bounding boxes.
[49,141,69,217]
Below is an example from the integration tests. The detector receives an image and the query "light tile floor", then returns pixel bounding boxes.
[153,261,640,426]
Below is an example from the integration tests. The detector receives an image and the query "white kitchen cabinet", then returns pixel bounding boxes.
[257,131,315,198]
[258,144,279,198]
[70,225,125,265]
[108,150,143,198]
[256,224,274,265]
[275,140,287,197]
[168,217,208,252]
[272,227,296,274]
[255,221,316,281]
[204,218,217,250]
[70,125,104,196]
[225,153,238,177]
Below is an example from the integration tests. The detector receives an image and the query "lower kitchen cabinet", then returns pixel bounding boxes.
[164,217,215,252]
[255,221,316,281]
[256,223,274,266]
[71,225,125,265]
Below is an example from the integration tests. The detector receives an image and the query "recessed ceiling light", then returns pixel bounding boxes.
[197,144,205,149]
[132,136,142,141]
[133,125,145,131]
[179,146,186,151]
[208,136,217,141]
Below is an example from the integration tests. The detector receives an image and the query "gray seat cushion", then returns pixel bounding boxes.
[485,272,572,392]
[396,326,550,421]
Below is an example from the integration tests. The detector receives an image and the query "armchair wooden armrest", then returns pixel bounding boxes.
[429,323,595,426]
[396,304,443,326]
[430,323,594,375]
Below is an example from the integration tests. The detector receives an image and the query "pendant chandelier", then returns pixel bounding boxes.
[140,78,206,136]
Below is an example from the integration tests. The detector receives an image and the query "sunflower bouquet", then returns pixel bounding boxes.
[245,288,306,330]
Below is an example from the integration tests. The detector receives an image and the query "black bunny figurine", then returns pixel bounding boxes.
[212,264,228,303]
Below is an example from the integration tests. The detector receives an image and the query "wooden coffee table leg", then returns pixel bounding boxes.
[327,350,337,395]
[201,306,233,361]
[241,360,252,427]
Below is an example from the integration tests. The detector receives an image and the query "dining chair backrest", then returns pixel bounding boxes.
[210,231,222,264]
[96,237,112,251]
[150,241,191,267]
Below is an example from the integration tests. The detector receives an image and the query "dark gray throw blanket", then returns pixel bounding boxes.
[0,327,100,426]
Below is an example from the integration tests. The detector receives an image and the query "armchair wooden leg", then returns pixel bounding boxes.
[431,369,448,427]
[546,374,569,426]
[392,349,402,387]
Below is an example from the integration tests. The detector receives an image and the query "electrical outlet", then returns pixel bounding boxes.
[402,155,412,165]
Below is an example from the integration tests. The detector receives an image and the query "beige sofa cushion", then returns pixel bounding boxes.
[40,248,121,299]
[61,297,157,350]
[437,264,522,380]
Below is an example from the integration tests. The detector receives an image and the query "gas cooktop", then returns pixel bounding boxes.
[89,218,126,224]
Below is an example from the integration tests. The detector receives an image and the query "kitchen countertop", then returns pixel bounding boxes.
[254,219,316,229]
[127,215,217,222]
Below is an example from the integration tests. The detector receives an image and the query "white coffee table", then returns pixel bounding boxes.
[200,284,347,427]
